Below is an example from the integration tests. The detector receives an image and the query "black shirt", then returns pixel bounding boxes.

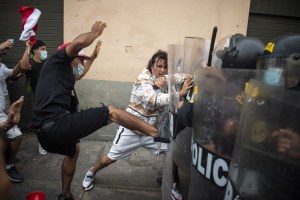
[30,48,75,128]
[26,58,44,96]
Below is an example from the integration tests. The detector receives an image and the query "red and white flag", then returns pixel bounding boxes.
[18,6,41,44]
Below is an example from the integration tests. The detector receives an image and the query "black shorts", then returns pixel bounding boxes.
[37,106,109,157]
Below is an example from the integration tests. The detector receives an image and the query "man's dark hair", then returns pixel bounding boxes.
[30,40,46,54]
[147,50,167,73]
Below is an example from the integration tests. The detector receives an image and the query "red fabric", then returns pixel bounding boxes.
[57,42,91,59]
[29,36,36,45]
[57,42,72,50]
[18,6,36,31]
[18,6,40,44]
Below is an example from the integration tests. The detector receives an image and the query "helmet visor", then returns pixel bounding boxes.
[257,54,300,88]
[212,35,232,68]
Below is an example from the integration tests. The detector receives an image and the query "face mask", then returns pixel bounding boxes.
[39,50,48,60]
[73,63,84,76]
[263,68,284,86]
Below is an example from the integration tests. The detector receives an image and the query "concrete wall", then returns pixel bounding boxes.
[65,0,251,139]
[75,79,133,140]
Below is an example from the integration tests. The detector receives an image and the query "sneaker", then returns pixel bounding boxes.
[82,168,94,191]
[58,193,74,200]
[171,183,183,200]
[38,143,47,155]
[6,165,24,183]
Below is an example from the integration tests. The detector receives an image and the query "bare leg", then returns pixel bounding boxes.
[0,139,13,200]
[108,106,158,137]
[61,144,80,198]
[90,154,116,175]
[7,136,22,165]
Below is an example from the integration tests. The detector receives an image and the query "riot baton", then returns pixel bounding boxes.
[207,26,218,67]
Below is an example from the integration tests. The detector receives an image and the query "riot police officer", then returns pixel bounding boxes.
[185,33,265,200]
[225,34,300,200]
[259,34,300,159]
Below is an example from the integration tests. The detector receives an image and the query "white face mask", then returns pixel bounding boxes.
[39,50,48,60]
[263,68,284,86]
[73,63,84,76]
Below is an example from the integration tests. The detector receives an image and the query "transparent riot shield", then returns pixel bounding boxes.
[168,44,184,115]
[225,79,300,200]
[162,44,185,200]
[161,140,175,199]
[173,36,207,162]
[183,37,207,75]
[189,67,258,200]
[162,38,207,200]
[183,37,208,102]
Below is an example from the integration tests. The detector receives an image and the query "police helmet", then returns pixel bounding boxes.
[263,34,300,58]
[257,34,300,89]
[212,33,265,69]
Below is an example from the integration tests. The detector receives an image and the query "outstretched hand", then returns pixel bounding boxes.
[0,39,14,50]
[91,21,107,37]
[7,96,24,126]
[90,40,102,59]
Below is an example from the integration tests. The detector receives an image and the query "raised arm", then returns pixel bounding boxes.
[75,40,102,80]
[19,41,32,70]
[0,96,24,131]
[11,41,32,77]
[66,21,107,58]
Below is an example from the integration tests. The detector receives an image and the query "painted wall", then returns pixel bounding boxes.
[64,0,251,82]
[65,0,251,139]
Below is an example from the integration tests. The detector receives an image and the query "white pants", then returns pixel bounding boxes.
[108,126,168,160]
[0,114,22,140]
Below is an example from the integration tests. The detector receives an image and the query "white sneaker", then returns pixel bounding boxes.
[171,183,183,200]
[38,143,47,155]
[82,168,94,191]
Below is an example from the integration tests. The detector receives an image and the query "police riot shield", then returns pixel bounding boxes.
[162,38,207,200]
[168,44,184,116]
[173,37,207,165]
[183,37,208,75]
[183,37,209,102]
[225,79,300,200]
[189,67,258,200]
[162,44,185,200]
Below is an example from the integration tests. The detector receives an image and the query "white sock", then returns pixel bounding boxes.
[173,183,178,189]
[5,164,14,170]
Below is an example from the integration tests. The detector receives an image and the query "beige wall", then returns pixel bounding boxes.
[64,0,251,82]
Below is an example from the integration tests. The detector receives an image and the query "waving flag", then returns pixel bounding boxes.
[18,6,41,44]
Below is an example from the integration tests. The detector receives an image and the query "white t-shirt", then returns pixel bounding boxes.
[0,63,13,116]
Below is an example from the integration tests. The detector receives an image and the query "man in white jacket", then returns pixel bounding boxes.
[82,49,193,191]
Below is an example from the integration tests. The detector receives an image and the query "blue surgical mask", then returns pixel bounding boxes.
[39,50,48,60]
[263,68,284,86]
[73,63,84,76]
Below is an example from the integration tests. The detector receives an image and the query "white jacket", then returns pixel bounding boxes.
[126,68,169,126]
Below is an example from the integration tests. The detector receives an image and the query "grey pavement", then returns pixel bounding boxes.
[10,126,189,200]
